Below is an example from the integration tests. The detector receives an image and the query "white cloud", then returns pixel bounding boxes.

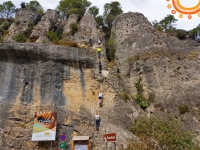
[8,0,200,30]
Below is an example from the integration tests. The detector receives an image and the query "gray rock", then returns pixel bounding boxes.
[63,14,78,34]
[30,9,59,42]
[3,8,41,42]
[72,12,99,45]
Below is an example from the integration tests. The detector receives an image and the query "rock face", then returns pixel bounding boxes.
[63,13,103,47]
[0,42,136,150]
[63,14,78,34]
[72,12,100,45]
[30,9,59,43]
[111,12,200,141]
[3,8,41,42]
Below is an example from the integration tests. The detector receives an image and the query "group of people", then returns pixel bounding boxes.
[89,37,103,131]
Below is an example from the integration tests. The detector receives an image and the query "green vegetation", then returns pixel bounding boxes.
[134,77,154,110]
[103,1,123,39]
[176,29,187,40]
[89,6,99,18]
[57,0,91,20]
[1,21,10,30]
[103,1,123,60]
[0,19,13,42]
[69,23,78,35]
[106,37,116,60]
[152,14,177,34]
[26,1,44,14]
[0,1,15,18]
[47,30,58,42]
[189,24,200,40]
[14,34,27,43]
[179,104,189,114]
[130,116,198,150]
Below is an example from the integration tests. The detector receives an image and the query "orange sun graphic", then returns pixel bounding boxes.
[166,0,200,19]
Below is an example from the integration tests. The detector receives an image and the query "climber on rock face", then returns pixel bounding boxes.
[98,61,102,73]
[89,37,93,47]
[97,46,101,59]
[98,90,103,107]
[95,112,101,131]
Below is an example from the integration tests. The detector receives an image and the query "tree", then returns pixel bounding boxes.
[26,1,44,14]
[175,29,187,40]
[57,0,91,20]
[89,6,99,18]
[95,15,104,28]
[151,20,163,31]
[102,1,123,61]
[189,24,200,40]
[159,14,177,32]
[103,1,123,33]
[0,1,15,18]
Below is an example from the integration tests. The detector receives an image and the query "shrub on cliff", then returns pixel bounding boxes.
[130,116,198,149]
[134,77,155,110]
[14,34,27,43]
[47,31,58,42]
[176,29,187,40]
[69,23,78,35]
[106,37,115,60]
[179,104,189,114]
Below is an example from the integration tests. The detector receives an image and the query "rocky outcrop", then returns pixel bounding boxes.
[3,8,41,42]
[63,13,103,47]
[111,12,200,142]
[30,9,59,43]
[63,14,78,34]
[72,12,100,45]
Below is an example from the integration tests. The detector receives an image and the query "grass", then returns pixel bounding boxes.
[53,40,79,47]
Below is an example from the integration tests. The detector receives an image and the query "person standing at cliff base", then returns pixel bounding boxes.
[95,112,101,131]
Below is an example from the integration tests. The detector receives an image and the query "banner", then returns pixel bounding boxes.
[31,112,57,141]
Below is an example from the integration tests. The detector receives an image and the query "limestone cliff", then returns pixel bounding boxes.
[0,41,136,150]
[0,8,200,150]
[111,12,200,144]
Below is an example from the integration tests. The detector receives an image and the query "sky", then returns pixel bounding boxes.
[10,0,200,31]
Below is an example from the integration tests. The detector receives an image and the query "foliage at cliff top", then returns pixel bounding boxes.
[57,0,91,20]
[0,1,15,18]
[26,1,44,14]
